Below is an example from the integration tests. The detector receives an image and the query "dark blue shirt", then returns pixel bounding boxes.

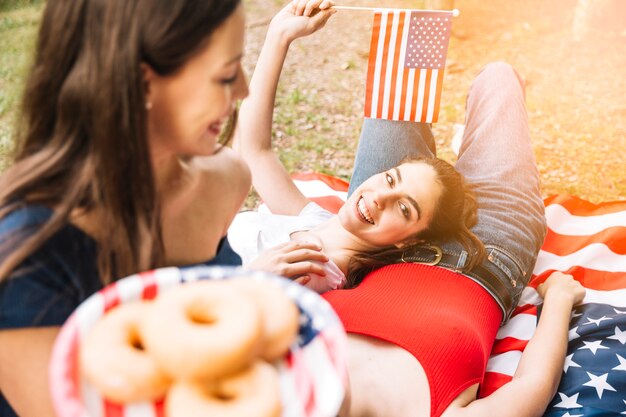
[0,205,241,416]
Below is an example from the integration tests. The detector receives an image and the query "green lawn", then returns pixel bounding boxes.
[0,0,42,170]
[1,0,624,203]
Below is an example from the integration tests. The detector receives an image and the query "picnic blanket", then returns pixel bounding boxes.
[292,172,626,416]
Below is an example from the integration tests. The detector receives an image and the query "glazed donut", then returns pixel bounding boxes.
[231,278,300,361]
[79,301,171,403]
[141,280,263,380]
[166,361,281,417]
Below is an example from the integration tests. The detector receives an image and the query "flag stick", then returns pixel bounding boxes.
[332,5,460,17]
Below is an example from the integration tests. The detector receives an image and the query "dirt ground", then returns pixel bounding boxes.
[242,0,626,203]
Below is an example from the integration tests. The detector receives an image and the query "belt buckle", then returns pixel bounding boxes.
[400,244,443,266]
[423,244,443,266]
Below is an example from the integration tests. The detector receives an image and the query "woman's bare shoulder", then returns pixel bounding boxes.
[190,147,251,197]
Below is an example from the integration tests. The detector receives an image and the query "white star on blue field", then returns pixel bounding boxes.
[542,303,626,416]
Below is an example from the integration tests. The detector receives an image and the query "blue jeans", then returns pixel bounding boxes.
[348,62,546,322]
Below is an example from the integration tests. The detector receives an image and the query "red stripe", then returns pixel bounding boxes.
[290,349,315,415]
[420,70,433,122]
[510,304,538,317]
[542,226,626,256]
[155,399,166,417]
[49,316,82,417]
[291,172,349,192]
[431,69,445,122]
[398,68,410,120]
[479,372,512,397]
[531,267,626,291]
[490,338,530,355]
[409,69,421,121]
[101,282,121,312]
[387,11,405,119]
[319,328,349,386]
[103,400,125,417]
[376,13,393,118]
[544,195,626,216]
[364,12,382,117]
[309,196,346,214]
[139,270,160,300]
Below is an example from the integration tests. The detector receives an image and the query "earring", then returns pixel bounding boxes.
[145,101,152,110]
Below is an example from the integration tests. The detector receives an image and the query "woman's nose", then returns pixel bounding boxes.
[371,190,393,209]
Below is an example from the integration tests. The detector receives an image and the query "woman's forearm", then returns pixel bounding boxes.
[235,28,291,156]
[231,1,334,215]
[511,291,574,404]
[454,287,578,417]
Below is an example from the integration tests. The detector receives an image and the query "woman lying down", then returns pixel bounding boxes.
[229,1,584,416]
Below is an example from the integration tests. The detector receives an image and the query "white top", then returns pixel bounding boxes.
[228,202,346,293]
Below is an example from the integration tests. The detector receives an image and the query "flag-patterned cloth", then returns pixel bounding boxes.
[293,173,626,416]
[480,195,626,416]
[364,9,453,123]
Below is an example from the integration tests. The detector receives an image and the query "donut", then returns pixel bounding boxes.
[166,361,281,417]
[79,301,171,403]
[141,280,263,380]
[231,278,300,361]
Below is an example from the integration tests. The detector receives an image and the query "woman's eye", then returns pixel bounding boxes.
[386,173,394,187]
[400,202,410,219]
[220,75,238,85]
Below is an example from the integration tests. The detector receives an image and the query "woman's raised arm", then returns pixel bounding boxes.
[233,0,335,215]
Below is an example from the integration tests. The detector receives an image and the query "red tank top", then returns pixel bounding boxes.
[323,263,502,417]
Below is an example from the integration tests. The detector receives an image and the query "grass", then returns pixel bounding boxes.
[0,1,42,169]
[1,0,624,204]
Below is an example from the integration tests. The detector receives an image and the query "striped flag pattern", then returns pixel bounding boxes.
[479,195,626,415]
[291,174,626,414]
[364,9,453,123]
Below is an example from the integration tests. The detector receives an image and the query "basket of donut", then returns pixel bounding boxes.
[50,266,348,417]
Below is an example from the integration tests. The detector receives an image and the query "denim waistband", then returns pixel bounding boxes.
[401,244,527,324]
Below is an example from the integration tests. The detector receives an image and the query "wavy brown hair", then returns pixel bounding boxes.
[346,157,485,288]
[0,0,241,284]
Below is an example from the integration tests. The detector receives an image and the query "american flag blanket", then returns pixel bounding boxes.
[294,172,626,416]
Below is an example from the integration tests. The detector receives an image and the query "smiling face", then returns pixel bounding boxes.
[337,161,443,249]
[145,4,248,160]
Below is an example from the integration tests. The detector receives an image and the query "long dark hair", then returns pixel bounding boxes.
[0,0,241,283]
[346,157,485,287]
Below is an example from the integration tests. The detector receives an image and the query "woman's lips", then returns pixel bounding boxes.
[208,121,222,136]
[356,196,374,225]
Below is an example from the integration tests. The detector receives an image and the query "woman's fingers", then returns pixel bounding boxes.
[294,0,309,16]
[274,240,322,251]
[282,248,328,264]
[294,275,312,286]
[247,240,328,279]
[295,0,334,17]
[303,0,323,16]
[319,0,334,10]
[309,9,330,29]
[281,260,327,277]
[537,271,586,305]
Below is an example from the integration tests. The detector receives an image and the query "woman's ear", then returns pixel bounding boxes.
[140,63,155,110]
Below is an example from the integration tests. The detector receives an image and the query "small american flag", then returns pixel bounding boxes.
[364,9,453,123]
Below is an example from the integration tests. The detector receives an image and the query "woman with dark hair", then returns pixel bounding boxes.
[233,2,581,416]
[231,1,486,292]
[0,0,250,415]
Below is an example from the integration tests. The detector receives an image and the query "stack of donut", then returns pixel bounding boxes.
[79,278,301,417]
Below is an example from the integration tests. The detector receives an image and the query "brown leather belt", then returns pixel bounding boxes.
[401,245,514,323]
